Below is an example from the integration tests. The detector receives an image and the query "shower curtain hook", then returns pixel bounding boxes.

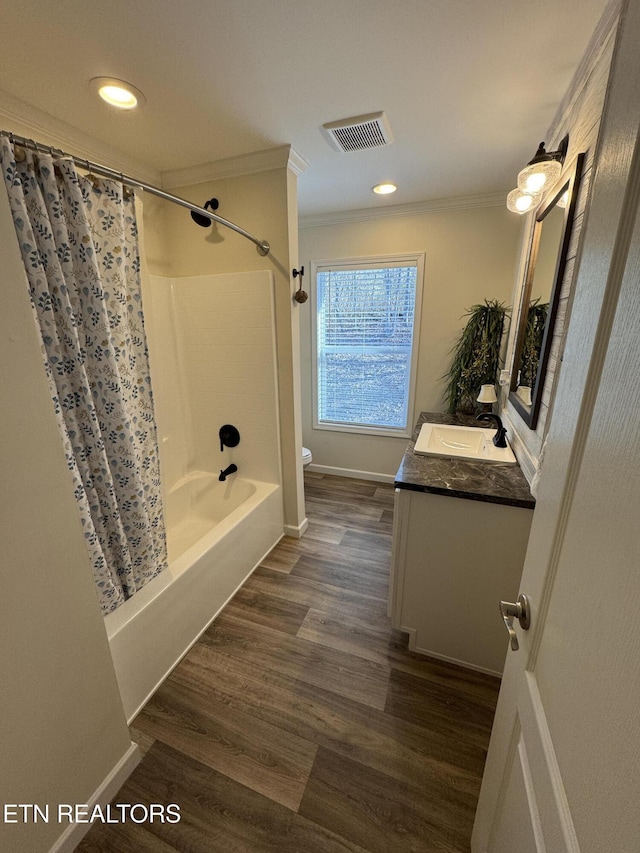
[10,134,27,163]
[25,138,39,163]
[84,157,98,186]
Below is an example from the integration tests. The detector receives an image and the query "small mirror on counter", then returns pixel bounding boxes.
[509,152,585,429]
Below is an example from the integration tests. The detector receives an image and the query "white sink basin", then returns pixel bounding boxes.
[414,422,516,464]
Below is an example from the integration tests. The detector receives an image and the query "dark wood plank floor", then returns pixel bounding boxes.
[78,473,500,852]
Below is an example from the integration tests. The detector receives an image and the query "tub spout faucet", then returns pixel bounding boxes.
[219,464,238,482]
[476,413,508,448]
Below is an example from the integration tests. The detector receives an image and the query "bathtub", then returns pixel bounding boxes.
[105,472,283,722]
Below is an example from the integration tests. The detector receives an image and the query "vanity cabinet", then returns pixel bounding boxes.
[390,413,535,676]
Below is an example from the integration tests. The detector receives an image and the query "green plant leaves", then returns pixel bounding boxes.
[444,299,509,414]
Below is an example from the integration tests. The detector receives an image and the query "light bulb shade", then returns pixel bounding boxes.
[517,158,562,194]
[517,385,532,406]
[506,187,537,214]
[477,384,498,403]
[556,189,569,208]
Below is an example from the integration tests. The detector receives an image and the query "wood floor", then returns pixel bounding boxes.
[78,473,500,852]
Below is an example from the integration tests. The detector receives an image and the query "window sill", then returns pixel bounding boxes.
[313,421,412,440]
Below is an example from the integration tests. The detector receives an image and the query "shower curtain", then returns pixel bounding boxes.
[0,135,167,614]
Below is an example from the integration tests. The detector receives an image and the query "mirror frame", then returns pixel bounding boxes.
[509,152,585,429]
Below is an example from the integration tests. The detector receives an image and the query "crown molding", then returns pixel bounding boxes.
[162,144,309,189]
[0,89,160,185]
[299,191,507,228]
[287,147,310,177]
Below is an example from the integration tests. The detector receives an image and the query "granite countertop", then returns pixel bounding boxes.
[395,412,535,509]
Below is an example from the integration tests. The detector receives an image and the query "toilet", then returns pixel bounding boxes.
[302,446,313,469]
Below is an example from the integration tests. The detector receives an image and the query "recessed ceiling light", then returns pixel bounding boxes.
[372,182,397,195]
[90,77,146,110]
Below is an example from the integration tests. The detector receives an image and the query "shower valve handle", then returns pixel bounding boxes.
[219,424,240,452]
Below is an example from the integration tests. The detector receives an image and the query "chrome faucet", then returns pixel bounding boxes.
[219,464,238,482]
[476,413,508,448]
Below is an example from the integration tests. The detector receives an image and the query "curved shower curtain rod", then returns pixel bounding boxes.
[2,131,271,256]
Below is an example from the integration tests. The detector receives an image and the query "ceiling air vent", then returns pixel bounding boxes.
[322,112,394,153]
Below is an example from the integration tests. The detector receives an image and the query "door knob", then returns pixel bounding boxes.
[499,594,530,651]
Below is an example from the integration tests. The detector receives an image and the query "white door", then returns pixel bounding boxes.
[472,3,640,850]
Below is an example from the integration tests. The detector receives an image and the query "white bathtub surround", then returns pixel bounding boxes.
[143,270,283,491]
[106,476,283,721]
[106,256,291,718]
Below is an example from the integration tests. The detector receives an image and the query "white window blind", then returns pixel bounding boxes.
[314,259,421,433]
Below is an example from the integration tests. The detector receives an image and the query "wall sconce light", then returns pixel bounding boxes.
[506,188,537,214]
[506,136,569,215]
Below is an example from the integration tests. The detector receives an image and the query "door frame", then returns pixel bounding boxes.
[472,0,640,847]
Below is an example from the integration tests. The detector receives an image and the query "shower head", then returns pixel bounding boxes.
[191,198,219,227]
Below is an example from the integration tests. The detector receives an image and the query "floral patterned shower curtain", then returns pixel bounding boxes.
[0,135,167,614]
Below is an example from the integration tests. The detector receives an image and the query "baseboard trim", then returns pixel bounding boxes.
[306,464,395,484]
[284,517,309,538]
[50,742,140,853]
[403,627,503,679]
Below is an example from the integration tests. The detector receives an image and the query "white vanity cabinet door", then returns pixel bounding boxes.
[390,488,533,676]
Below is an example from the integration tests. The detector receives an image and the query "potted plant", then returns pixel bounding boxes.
[444,299,508,414]
[519,299,549,392]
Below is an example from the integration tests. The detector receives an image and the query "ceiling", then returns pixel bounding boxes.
[0,0,608,217]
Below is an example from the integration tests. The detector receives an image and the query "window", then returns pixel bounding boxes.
[312,254,424,437]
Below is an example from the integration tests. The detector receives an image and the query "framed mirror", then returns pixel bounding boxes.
[509,152,585,429]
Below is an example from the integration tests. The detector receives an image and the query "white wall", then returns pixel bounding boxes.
[144,271,281,492]
[0,180,134,853]
[299,204,523,479]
